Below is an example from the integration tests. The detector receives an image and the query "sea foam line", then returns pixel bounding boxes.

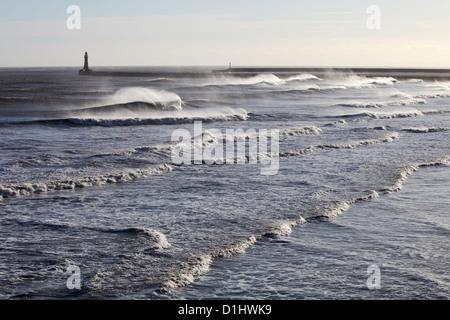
[89,155,450,294]
[158,154,450,292]
[159,235,258,291]
[280,132,399,157]
[402,127,450,133]
[156,191,380,292]
[0,164,172,200]
[182,131,399,167]
[110,227,172,250]
[63,111,249,127]
[381,155,450,193]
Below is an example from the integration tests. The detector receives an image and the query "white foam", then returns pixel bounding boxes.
[383,164,420,192]
[280,126,323,137]
[343,75,397,88]
[327,132,399,149]
[0,164,172,199]
[160,254,213,290]
[403,127,450,133]
[280,132,399,157]
[364,110,424,119]
[323,75,397,90]
[105,87,183,110]
[285,73,320,82]
[311,190,379,219]
[263,217,307,237]
[170,125,322,166]
[340,96,426,108]
[381,156,450,192]
[128,227,171,250]
[210,74,286,86]
[64,107,249,126]
[212,235,258,258]
[415,93,450,99]
[160,235,258,291]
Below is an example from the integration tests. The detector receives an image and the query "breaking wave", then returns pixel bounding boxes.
[71,101,181,118]
[207,74,397,89]
[111,227,171,250]
[13,107,249,127]
[403,127,450,133]
[104,87,182,110]
[365,110,424,119]
[199,73,322,88]
[158,189,378,291]
[381,155,450,192]
[280,132,399,157]
[341,110,424,120]
[0,164,172,200]
[26,86,246,126]
[66,107,248,126]
[205,74,286,86]
[330,75,397,88]
[337,94,426,108]
[284,73,320,82]
[307,190,380,219]
[172,130,399,167]
[279,126,323,137]
[160,255,214,290]
[160,233,268,291]
[263,217,307,237]
[66,87,183,119]
[159,186,382,291]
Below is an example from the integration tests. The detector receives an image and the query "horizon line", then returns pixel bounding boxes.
[2,64,450,70]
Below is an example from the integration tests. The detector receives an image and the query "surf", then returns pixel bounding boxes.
[0,164,172,200]
[69,87,183,117]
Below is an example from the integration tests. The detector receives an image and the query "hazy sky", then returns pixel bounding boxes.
[1,0,450,67]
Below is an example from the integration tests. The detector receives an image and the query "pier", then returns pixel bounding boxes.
[78,53,450,80]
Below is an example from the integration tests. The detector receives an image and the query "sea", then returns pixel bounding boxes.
[0,67,449,300]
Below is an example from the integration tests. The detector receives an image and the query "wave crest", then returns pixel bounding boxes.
[118,227,171,250]
[381,156,450,192]
[69,88,183,120]
[106,87,182,110]
[208,74,286,86]
[63,107,249,127]
[280,132,399,157]
[403,127,450,133]
[284,73,320,82]
[0,164,172,200]
[280,126,323,137]
[337,95,426,108]
[160,235,257,291]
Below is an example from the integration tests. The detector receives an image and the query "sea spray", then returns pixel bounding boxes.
[208,73,286,86]
[105,87,183,110]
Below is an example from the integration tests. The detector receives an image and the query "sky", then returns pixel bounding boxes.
[1,0,450,67]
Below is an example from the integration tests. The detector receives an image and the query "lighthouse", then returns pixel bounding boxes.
[79,52,93,74]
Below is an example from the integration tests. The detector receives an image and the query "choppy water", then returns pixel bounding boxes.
[0,67,448,299]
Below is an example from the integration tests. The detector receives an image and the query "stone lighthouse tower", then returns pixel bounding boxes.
[79,52,93,74]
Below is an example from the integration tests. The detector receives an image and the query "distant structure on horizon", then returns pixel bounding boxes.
[76,52,450,80]
[79,52,93,74]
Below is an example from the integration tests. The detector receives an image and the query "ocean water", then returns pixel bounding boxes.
[0,67,448,300]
